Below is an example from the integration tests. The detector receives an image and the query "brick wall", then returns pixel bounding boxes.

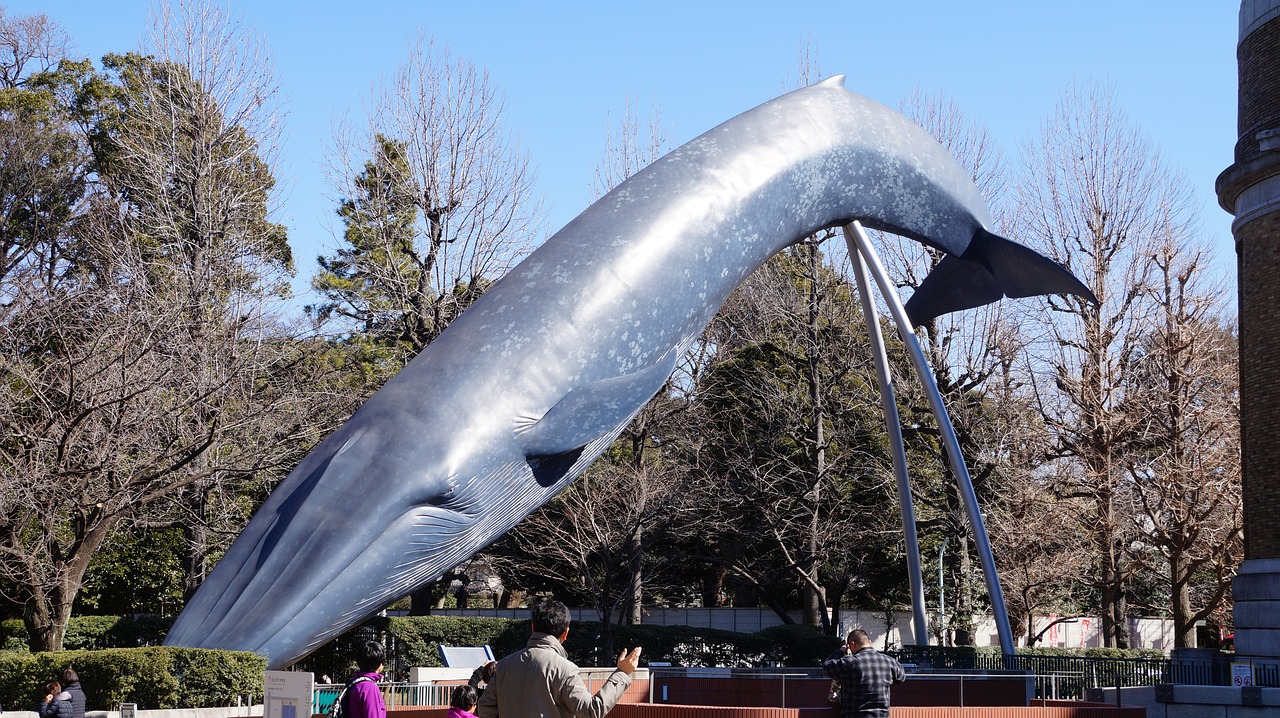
[1236,15,1280,164]
[332,710,1144,718]
[1234,9,1280,562]
[644,677,1028,709]
[1238,211,1280,560]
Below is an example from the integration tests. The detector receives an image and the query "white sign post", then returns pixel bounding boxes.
[265,670,314,718]
[119,703,137,718]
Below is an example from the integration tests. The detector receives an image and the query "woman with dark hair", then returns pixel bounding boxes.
[59,669,85,718]
[446,685,478,718]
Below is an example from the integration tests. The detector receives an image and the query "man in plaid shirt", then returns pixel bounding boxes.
[823,630,905,718]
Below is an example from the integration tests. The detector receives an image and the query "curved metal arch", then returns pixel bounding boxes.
[843,221,1015,655]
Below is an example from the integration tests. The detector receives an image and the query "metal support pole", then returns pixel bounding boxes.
[842,222,1016,656]
[846,238,930,646]
[939,536,949,640]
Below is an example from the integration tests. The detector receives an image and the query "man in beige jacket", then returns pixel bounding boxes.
[477,599,641,718]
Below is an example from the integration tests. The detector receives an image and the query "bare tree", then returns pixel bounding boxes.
[499,462,685,661]
[592,96,665,202]
[979,363,1090,645]
[1124,236,1241,647]
[97,0,308,601]
[315,37,543,614]
[0,0,345,649]
[0,6,71,89]
[315,36,541,353]
[1018,80,1198,648]
[684,241,898,633]
[876,88,1035,645]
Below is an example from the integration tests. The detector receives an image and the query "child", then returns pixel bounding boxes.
[446,685,478,718]
[39,681,73,718]
[343,641,386,718]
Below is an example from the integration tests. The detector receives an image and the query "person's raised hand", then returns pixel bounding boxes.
[616,646,643,675]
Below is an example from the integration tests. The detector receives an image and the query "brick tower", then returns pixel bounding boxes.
[1217,0,1280,662]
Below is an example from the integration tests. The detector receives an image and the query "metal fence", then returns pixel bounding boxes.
[313,682,454,711]
[309,649,1279,710]
[883,650,1280,698]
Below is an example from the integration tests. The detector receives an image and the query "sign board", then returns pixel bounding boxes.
[437,645,495,668]
[265,670,313,718]
[1232,662,1254,687]
[119,703,137,718]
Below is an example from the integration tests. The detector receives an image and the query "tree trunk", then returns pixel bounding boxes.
[597,609,616,668]
[409,586,435,615]
[828,583,845,637]
[182,486,210,601]
[24,592,68,653]
[22,516,115,652]
[801,238,825,630]
[954,533,973,646]
[702,567,727,607]
[624,525,642,625]
[1171,551,1196,648]
[1097,515,1130,649]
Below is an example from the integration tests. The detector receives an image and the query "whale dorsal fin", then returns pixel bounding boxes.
[517,347,679,459]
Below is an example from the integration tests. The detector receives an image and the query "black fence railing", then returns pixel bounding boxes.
[884,648,1280,699]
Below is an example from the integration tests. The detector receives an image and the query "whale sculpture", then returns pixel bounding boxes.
[164,76,1093,668]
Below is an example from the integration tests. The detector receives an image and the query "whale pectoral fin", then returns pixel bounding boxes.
[528,447,587,488]
[903,254,1003,327]
[518,347,680,458]
[904,229,1098,326]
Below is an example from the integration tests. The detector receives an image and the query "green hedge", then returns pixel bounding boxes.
[1008,645,1167,659]
[387,616,527,669]
[888,644,1169,669]
[756,624,844,666]
[0,647,264,710]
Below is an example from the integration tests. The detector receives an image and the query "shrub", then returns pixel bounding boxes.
[756,624,844,666]
[0,647,263,710]
[388,615,527,668]
[561,622,776,668]
[1,619,25,651]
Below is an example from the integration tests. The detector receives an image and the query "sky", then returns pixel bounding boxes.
[16,1,1243,306]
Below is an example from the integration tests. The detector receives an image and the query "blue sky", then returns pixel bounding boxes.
[18,1,1241,305]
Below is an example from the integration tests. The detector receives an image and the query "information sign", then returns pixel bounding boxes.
[1232,662,1254,687]
[265,670,313,718]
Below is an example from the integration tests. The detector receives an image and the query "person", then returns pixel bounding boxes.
[477,598,641,718]
[59,669,85,718]
[822,629,905,718]
[342,641,387,718]
[446,685,479,718]
[38,681,73,718]
[467,661,496,699]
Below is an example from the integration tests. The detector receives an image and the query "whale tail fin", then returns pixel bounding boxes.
[903,228,1097,327]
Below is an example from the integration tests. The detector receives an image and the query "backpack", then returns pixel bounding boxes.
[328,676,373,718]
